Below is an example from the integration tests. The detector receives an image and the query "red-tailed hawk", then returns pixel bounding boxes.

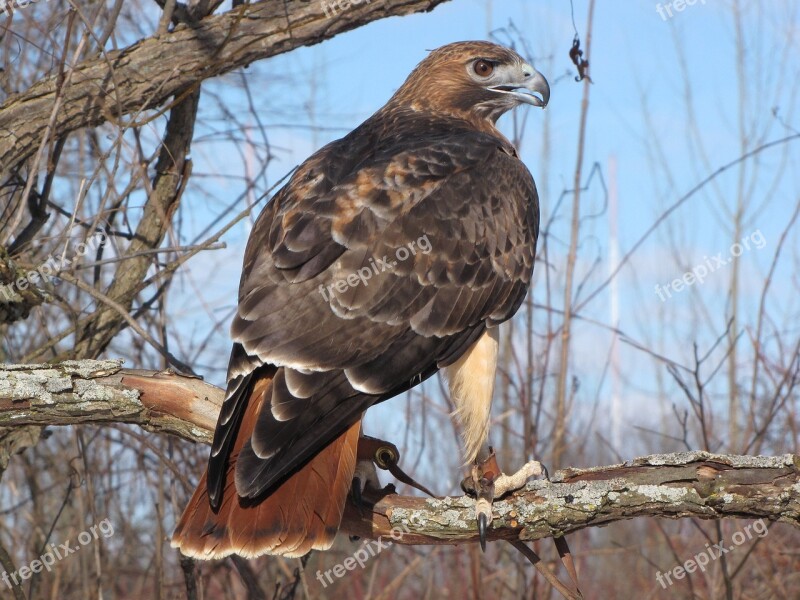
[172,40,549,559]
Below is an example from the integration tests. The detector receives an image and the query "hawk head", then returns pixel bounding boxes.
[392,41,550,123]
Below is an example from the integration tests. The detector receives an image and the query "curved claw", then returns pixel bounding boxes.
[349,476,365,542]
[477,512,488,552]
[352,476,364,514]
[475,496,492,551]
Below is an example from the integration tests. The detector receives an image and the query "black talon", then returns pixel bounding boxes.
[477,513,488,552]
[542,464,551,482]
[352,476,364,513]
[461,476,476,495]
[349,477,366,541]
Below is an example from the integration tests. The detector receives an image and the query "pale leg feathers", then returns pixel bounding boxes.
[444,326,500,464]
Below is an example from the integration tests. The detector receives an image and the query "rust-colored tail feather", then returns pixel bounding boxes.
[171,373,361,559]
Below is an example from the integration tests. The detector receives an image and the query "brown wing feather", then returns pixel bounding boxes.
[171,372,361,559]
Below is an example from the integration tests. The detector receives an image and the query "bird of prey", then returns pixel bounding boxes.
[172,40,549,559]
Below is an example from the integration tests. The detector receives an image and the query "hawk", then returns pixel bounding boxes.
[172,41,549,559]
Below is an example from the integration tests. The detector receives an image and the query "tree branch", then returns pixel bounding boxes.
[0,359,221,444]
[0,0,451,176]
[0,360,797,546]
[343,453,800,546]
[63,86,201,362]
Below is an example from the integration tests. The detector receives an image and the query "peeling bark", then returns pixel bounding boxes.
[0,359,222,444]
[0,360,797,547]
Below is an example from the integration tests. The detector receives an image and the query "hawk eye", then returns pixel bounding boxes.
[473,59,494,77]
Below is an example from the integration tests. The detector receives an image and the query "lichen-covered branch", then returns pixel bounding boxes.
[342,453,800,545]
[1,360,798,546]
[0,359,222,444]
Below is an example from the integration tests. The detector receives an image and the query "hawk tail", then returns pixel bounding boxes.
[171,372,361,559]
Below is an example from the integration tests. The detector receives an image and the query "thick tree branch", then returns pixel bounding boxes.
[0,359,221,444]
[0,360,797,547]
[343,453,800,546]
[0,0,451,176]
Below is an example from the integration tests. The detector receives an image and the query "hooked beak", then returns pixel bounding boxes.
[489,65,550,108]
